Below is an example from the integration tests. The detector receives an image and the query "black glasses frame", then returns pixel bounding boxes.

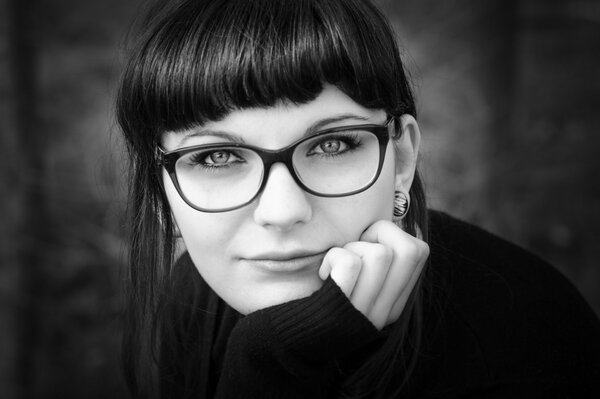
[159,118,395,212]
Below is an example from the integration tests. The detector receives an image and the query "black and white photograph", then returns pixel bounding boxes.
[1,0,599,398]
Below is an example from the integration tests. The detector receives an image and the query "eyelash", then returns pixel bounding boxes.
[181,131,365,169]
[188,150,244,169]
[306,133,363,157]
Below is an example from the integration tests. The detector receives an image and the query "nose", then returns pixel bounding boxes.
[253,163,312,231]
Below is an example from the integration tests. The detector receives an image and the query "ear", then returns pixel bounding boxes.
[393,114,421,190]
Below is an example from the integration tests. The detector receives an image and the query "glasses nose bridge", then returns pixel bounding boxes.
[259,144,301,184]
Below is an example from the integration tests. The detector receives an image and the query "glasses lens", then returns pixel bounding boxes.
[175,146,263,210]
[293,129,381,195]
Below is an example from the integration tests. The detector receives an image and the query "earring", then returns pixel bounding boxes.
[393,190,410,221]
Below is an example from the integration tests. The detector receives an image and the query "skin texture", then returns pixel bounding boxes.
[162,85,428,328]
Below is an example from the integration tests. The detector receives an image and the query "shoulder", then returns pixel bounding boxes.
[427,210,587,305]
[421,210,600,395]
[426,210,594,317]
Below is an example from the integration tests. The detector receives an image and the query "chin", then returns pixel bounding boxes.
[230,275,325,315]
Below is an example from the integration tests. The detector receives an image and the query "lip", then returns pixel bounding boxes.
[241,251,327,273]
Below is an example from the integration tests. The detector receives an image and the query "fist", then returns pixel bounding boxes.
[319,221,429,330]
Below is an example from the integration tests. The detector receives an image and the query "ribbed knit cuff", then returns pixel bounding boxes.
[262,277,382,364]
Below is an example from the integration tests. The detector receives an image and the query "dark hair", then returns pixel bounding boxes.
[117,0,429,397]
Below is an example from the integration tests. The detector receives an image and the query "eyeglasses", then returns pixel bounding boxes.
[159,118,395,212]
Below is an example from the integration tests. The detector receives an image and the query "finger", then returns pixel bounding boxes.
[360,221,429,328]
[319,247,362,298]
[387,243,428,324]
[360,219,406,245]
[343,242,393,316]
[368,255,416,329]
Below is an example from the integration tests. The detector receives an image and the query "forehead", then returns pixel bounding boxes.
[162,85,386,150]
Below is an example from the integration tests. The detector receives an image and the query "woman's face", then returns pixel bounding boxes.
[162,85,416,314]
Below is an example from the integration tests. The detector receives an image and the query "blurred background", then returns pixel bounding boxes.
[1,0,599,397]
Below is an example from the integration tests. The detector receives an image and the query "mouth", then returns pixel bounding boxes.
[241,251,327,274]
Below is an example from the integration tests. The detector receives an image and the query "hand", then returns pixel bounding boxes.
[318,220,429,330]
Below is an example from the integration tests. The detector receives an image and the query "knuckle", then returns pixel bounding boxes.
[373,243,394,265]
[336,248,361,270]
[373,219,393,231]
[327,247,345,258]
[342,241,362,252]
[408,238,428,257]
[348,254,362,271]
[411,239,429,259]
[420,241,430,257]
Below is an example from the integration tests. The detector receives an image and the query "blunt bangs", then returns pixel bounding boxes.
[117,0,415,147]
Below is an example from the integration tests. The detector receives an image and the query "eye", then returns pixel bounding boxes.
[306,132,362,157]
[316,139,345,154]
[188,149,244,167]
[207,151,233,164]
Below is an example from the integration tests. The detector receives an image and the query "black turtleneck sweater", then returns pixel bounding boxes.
[158,211,600,398]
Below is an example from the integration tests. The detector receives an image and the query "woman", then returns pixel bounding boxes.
[117,0,600,398]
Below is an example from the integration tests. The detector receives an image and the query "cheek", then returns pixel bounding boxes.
[318,145,396,240]
[163,172,240,259]
[165,176,249,309]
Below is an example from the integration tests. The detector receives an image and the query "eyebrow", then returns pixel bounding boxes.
[175,113,372,148]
